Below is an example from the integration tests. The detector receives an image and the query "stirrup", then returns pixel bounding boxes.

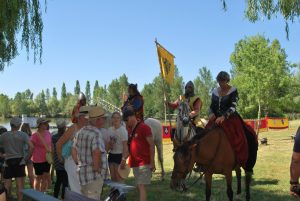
[290,184,300,197]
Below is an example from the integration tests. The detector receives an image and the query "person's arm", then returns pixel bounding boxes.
[25,140,34,161]
[132,96,143,111]
[167,99,179,109]
[222,89,239,119]
[146,136,155,172]
[56,125,74,162]
[92,149,101,173]
[92,135,102,173]
[71,147,78,165]
[190,98,202,118]
[71,132,78,164]
[208,91,217,121]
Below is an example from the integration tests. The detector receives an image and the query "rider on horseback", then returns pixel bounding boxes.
[122,84,144,122]
[167,81,205,134]
[207,71,258,174]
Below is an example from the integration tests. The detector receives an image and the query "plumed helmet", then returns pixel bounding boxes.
[216,71,230,82]
[78,92,86,101]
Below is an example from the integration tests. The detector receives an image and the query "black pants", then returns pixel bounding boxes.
[54,169,68,199]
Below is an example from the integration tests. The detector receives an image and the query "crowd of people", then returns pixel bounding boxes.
[0,71,299,200]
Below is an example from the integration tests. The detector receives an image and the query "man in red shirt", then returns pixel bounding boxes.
[122,109,155,201]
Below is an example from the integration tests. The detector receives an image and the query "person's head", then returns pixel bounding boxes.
[36,117,50,131]
[77,106,90,126]
[128,83,140,97]
[56,118,67,134]
[123,109,137,128]
[10,117,22,131]
[21,123,32,136]
[216,71,230,82]
[0,126,7,135]
[78,92,87,106]
[184,81,195,98]
[89,106,106,128]
[111,111,121,128]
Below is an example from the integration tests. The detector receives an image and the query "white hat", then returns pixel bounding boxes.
[118,163,131,179]
[56,118,67,128]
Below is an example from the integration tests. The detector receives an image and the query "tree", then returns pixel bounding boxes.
[223,0,300,39]
[85,81,91,105]
[0,94,11,117]
[194,67,217,117]
[48,88,60,117]
[230,35,293,127]
[52,87,57,99]
[0,0,44,71]
[142,76,166,119]
[11,90,36,116]
[119,74,129,101]
[74,80,80,95]
[106,75,129,107]
[61,82,67,99]
[35,90,48,115]
[93,80,99,103]
[45,88,50,103]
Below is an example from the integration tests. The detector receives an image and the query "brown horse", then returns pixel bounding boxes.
[170,127,253,201]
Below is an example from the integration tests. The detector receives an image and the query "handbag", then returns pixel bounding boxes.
[62,139,72,159]
[37,132,53,164]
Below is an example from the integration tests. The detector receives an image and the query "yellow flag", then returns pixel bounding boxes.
[156,42,175,85]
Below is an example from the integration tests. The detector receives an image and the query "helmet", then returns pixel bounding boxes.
[78,92,86,101]
[185,81,194,90]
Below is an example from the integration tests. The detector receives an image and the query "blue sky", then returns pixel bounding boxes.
[0,1,299,98]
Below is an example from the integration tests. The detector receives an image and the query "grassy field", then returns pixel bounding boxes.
[14,120,300,201]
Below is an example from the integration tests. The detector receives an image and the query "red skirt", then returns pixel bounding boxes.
[206,115,250,168]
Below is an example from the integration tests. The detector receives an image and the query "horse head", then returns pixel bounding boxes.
[173,101,196,150]
[170,142,197,192]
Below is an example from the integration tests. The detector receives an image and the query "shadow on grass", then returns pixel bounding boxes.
[112,171,300,201]
[13,172,298,201]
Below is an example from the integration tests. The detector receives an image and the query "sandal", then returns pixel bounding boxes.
[290,184,300,198]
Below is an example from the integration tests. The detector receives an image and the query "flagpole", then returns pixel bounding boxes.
[155,39,173,130]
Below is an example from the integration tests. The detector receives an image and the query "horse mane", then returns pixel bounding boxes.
[176,124,219,156]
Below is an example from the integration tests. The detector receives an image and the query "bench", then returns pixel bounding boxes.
[22,189,60,201]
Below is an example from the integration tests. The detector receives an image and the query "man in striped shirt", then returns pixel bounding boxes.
[72,106,108,200]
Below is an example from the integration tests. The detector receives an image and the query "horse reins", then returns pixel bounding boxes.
[178,128,222,190]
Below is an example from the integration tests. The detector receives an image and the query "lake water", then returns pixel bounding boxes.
[0,118,69,131]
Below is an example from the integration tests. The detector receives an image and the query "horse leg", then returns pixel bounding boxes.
[235,167,242,195]
[225,172,233,201]
[155,141,165,181]
[245,171,252,201]
[205,173,212,201]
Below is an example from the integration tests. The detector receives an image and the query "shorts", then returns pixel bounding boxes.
[133,165,151,185]
[33,162,51,175]
[3,158,26,179]
[108,153,122,165]
[26,159,33,166]
[293,127,300,153]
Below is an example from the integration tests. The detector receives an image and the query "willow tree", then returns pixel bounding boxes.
[223,0,300,39]
[0,0,43,71]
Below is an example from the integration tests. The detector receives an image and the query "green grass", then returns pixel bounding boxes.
[14,120,300,200]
